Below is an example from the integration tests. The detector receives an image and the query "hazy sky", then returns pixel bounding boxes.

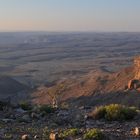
[0,0,140,32]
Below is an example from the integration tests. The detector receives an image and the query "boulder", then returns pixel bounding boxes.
[49,132,59,140]
[128,79,140,89]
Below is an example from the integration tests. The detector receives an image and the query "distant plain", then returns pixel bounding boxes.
[0,32,140,86]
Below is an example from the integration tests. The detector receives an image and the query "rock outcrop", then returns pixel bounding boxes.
[128,79,140,89]
[127,56,140,90]
[134,56,140,80]
[32,55,140,107]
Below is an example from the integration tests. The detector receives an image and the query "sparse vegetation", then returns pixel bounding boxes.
[105,104,125,121]
[59,128,79,138]
[47,83,67,108]
[89,106,106,119]
[89,104,137,121]
[38,105,55,114]
[83,129,104,140]
[42,127,50,140]
[19,101,32,111]
[60,102,69,109]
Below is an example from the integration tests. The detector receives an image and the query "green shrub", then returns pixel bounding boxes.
[59,128,79,138]
[83,129,104,140]
[105,104,124,121]
[89,104,137,121]
[19,101,32,111]
[105,104,137,121]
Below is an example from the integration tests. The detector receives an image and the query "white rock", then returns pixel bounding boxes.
[34,135,39,139]
[21,134,29,140]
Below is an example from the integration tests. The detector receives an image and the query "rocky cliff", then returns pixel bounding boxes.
[127,56,140,90]
[134,56,140,79]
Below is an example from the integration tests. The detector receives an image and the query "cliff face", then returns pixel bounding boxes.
[134,56,140,79]
[32,56,140,106]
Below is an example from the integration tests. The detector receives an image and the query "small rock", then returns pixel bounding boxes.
[21,114,31,122]
[79,106,91,110]
[2,118,14,123]
[16,108,27,114]
[57,110,69,117]
[49,132,58,140]
[75,138,82,140]
[133,127,140,136]
[21,134,30,140]
[34,135,39,139]
[31,112,39,119]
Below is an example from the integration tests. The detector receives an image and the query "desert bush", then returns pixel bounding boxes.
[19,101,32,111]
[89,106,106,119]
[105,104,124,121]
[42,127,50,140]
[60,102,69,109]
[105,104,137,121]
[83,129,104,140]
[59,128,79,138]
[89,104,137,121]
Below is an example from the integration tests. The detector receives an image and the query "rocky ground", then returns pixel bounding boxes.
[0,103,140,140]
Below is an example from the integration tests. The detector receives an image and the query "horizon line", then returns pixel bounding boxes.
[0,30,140,34]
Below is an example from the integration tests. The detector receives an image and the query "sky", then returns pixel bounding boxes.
[0,0,140,32]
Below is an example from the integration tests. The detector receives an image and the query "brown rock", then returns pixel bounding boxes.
[128,79,140,89]
[128,80,133,89]
[137,87,140,93]
[21,134,30,140]
[133,127,140,136]
[127,56,140,90]
[134,56,140,79]
[49,132,59,140]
